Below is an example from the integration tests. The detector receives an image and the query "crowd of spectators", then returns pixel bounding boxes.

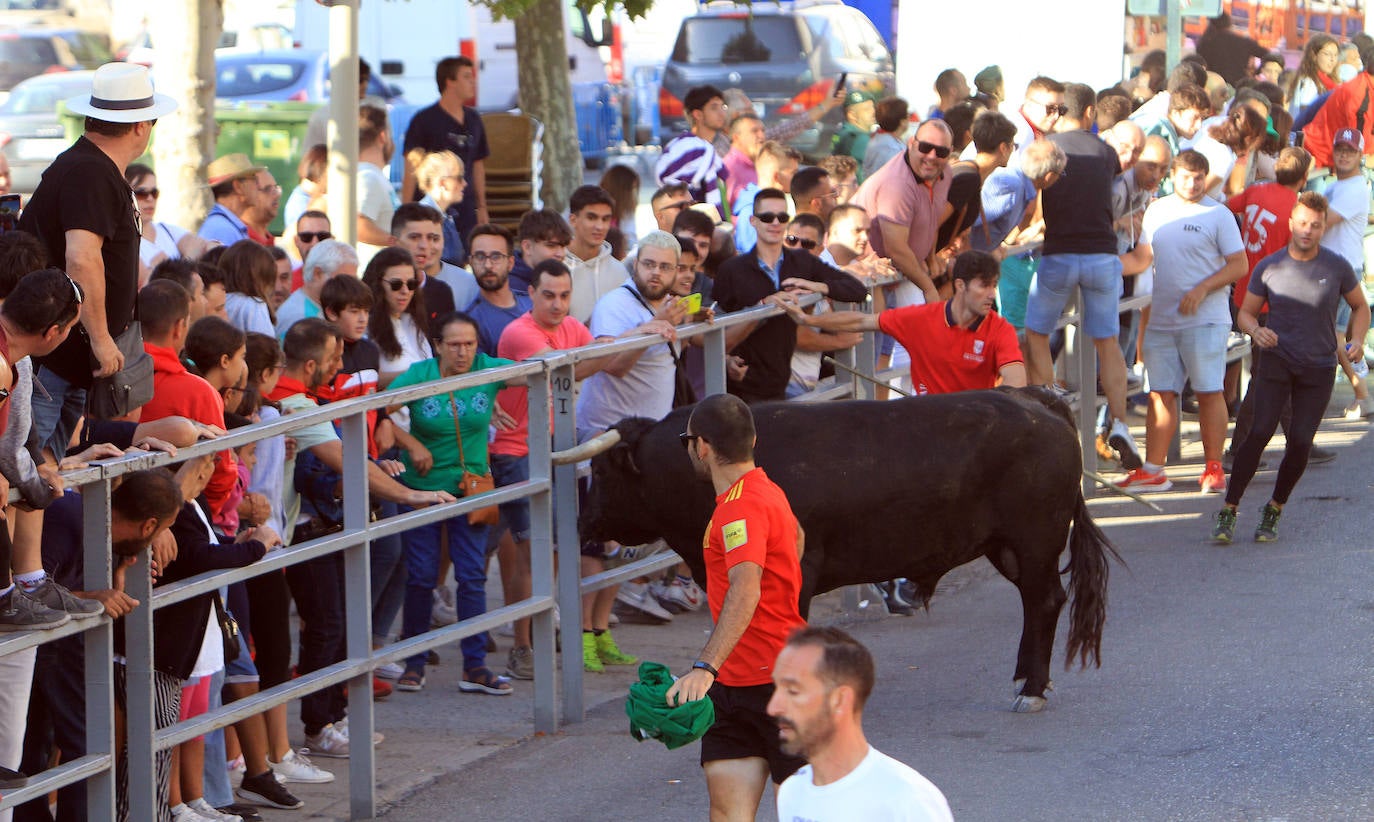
[0,21,1373,819]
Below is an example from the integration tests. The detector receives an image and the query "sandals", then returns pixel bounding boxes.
[395,667,425,692]
[459,667,512,696]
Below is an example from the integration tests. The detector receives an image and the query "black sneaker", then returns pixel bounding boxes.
[880,581,915,616]
[217,805,262,822]
[1307,445,1337,465]
[27,578,104,619]
[235,770,304,809]
[0,587,69,632]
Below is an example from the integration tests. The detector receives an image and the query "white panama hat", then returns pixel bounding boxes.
[65,62,178,124]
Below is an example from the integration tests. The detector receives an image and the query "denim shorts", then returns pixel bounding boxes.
[222,628,259,685]
[1024,253,1123,339]
[490,453,530,543]
[1141,323,1230,394]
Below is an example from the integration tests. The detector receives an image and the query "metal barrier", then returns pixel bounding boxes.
[0,273,1159,817]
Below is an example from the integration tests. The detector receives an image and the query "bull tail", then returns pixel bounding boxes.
[1063,491,1123,670]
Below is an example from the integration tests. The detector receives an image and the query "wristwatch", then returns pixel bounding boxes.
[692,660,718,677]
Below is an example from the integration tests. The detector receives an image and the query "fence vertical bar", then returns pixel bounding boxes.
[122,501,157,822]
[82,480,115,819]
[853,293,878,400]
[339,411,376,820]
[549,360,584,724]
[703,326,727,397]
[526,369,557,733]
[1072,288,1099,497]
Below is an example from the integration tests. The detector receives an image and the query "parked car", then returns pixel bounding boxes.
[658,0,893,158]
[214,48,403,103]
[0,69,93,192]
[0,26,111,92]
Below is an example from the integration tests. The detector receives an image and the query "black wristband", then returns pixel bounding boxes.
[692,660,718,678]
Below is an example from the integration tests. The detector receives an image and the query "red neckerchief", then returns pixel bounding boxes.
[265,374,312,404]
[1019,109,1044,139]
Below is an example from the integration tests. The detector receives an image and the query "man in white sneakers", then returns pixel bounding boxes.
[770,627,953,822]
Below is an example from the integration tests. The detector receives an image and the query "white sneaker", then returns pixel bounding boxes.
[335,716,384,747]
[186,798,243,822]
[225,755,245,776]
[1107,418,1143,471]
[615,582,673,622]
[431,588,457,627]
[653,579,704,613]
[301,723,351,759]
[170,802,219,822]
[375,660,404,680]
[270,748,335,784]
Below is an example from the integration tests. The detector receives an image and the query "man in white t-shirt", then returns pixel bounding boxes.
[356,104,400,271]
[1318,129,1371,271]
[1120,149,1247,494]
[770,627,953,822]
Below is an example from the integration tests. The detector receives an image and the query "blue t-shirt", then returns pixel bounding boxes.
[41,491,84,591]
[467,292,532,357]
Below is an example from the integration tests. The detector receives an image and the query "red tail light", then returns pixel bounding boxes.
[288,89,308,102]
[659,86,683,119]
[42,65,69,75]
[779,80,833,115]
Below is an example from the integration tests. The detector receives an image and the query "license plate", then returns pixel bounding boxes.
[14,139,63,162]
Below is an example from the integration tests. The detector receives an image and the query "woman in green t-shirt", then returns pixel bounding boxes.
[387,312,515,694]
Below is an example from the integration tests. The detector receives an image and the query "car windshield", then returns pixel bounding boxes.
[0,76,88,114]
[217,59,305,97]
[673,17,803,64]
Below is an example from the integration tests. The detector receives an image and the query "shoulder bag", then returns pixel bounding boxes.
[449,392,499,527]
[86,321,154,419]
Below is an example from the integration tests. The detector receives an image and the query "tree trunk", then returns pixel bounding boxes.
[149,0,222,230]
[514,0,584,212]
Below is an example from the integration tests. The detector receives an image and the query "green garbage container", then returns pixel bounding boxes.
[60,100,318,237]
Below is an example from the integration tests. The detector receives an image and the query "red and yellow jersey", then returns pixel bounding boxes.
[879,301,1022,395]
[703,467,805,687]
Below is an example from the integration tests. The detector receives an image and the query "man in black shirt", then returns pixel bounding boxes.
[20,63,177,457]
[1024,83,1142,470]
[1195,13,1269,86]
[402,56,489,243]
[714,189,867,402]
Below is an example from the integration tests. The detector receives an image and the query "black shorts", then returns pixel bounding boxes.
[700,681,806,784]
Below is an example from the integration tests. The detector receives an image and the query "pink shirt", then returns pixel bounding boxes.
[852,154,952,262]
[491,312,594,457]
[723,147,758,209]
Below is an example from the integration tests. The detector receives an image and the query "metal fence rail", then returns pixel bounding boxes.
[0,273,1154,818]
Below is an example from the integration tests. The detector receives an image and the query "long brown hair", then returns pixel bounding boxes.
[1206,104,1267,153]
[220,240,279,322]
[1289,34,1339,102]
[362,246,428,359]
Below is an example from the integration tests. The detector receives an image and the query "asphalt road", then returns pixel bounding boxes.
[269,390,1374,821]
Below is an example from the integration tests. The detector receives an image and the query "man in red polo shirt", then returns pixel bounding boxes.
[666,393,806,821]
[783,249,1025,394]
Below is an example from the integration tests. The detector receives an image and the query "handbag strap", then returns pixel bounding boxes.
[448,392,469,474]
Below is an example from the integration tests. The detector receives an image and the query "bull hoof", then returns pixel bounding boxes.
[1011,678,1053,695]
[1011,694,1047,713]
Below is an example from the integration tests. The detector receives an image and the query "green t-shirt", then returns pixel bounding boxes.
[389,353,513,493]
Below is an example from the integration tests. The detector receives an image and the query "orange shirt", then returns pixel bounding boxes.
[703,467,805,687]
[878,302,1022,395]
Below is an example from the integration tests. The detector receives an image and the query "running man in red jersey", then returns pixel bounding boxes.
[666,393,806,821]
[781,249,1026,395]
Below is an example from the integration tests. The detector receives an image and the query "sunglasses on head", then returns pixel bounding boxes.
[754,211,789,224]
[385,278,419,292]
[916,140,952,159]
[298,231,332,243]
[784,234,818,250]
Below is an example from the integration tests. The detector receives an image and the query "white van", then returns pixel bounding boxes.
[472,0,610,112]
[293,0,479,105]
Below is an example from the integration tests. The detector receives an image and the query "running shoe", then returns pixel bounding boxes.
[301,723,350,759]
[0,586,69,631]
[270,749,334,784]
[1107,418,1143,471]
[614,582,673,623]
[505,645,534,680]
[1114,467,1172,491]
[26,578,103,619]
[1255,504,1282,542]
[1210,508,1237,544]
[186,798,243,822]
[651,579,704,613]
[581,632,604,673]
[374,660,404,680]
[1199,461,1227,494]
[595,631,638,666]
[235,771,303,810]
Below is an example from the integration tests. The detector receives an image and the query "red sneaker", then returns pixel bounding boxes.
[1115,467,1173,491]
[1199,461,1227,494]
[372,676,392,701]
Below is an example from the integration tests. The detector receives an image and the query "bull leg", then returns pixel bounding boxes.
[1010,564,1067,713]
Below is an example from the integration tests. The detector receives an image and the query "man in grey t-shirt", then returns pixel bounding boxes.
[1213,192,1370,543]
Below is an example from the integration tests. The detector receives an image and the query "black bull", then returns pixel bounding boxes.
[579,388,1121,709]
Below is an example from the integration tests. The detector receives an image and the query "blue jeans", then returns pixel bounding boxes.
[400,510,489,673]
[1025,252,1124,339]
[370,500,406,645]
[31,367,86,459]
[200,668,232,808]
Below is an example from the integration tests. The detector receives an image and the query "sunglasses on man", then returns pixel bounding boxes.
[784,235,818,250]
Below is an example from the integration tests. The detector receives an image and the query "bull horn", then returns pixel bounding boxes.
[550,430,622,465]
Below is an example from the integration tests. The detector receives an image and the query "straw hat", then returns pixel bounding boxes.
[65,63,177,124]
[207,154,267,187]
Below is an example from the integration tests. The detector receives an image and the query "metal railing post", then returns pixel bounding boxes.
[526,369,557,733]
[122,495,157,822]
[703,325,727,397]
[1071,288,1099,497]
[549,361,585,724]
[339,412,376,820]
[82,481,115,819]
[853,293,878,400]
